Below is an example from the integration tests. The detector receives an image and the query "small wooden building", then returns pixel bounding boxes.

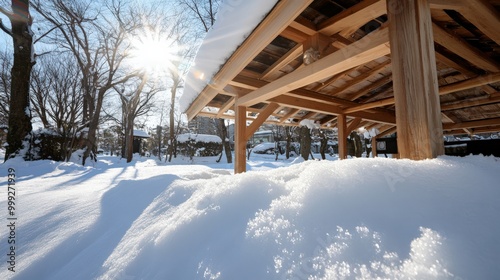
[133,129,150,155]
[181,0,500,173]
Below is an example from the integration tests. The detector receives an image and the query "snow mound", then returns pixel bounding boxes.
[1,156,499,279]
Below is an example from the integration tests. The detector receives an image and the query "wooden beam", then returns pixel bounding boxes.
[236,25,391,107]
[185,0,313,120]
[281,26,309,43]
[318,0,387,37]
[388,0,444,159]
[435,50,475,78]
[441,92,500,111]
[443,117,500,130]
[343,96,395,113]
[234,105,247,174]
[428,0,465,9]
[432,22,500,72]
[334,60,392,98]
[343,72,500,113]
[261,43,303,80]
[269,95,396,124]
[349,75,392,101]
[441,112,472,134]
[338,114,348,159]
[216,97,235,118]
[279,108,299,124]
[269,95,345,115]
[300,111,318,121]
[231,75,358,107]
[245,103,280,140]
[439,72,500,95]
[459,0,500,46]
[346,117,363,132]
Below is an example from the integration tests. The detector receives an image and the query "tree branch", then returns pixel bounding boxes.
[0,18,13,37]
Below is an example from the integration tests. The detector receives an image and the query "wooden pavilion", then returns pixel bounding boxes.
[182,0,500,173]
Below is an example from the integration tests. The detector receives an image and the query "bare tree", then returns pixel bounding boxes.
[0,50,11,126]
[30,54,84,161]
[116,74,161,162]
[1,0,34,160]
[178,0,233,163]
[32,0,142,165]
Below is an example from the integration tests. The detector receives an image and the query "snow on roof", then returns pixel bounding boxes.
[133,129,150,138]
[179,0,278,113]
[177,133,222,143]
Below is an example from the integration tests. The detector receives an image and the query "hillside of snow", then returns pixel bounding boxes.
[0,154,499,279]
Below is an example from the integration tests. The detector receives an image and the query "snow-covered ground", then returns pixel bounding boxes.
[0,151,499,280]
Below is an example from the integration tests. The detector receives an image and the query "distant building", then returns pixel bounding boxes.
[133,130,150,155]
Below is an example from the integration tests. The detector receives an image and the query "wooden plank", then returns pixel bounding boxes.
[388,0,444,159]
[334,60,392,98]
[435,50,475,78]
[338,114,348,159]
[318,0,387,37]
[234,105,247,174]
[459,0,500,46]
[185,0,313,120]
[236,25,391,107]
[349,75,392,101]
[432,22,500,72]
[443,117,500,130]
[245,103,280,140]
[261,43,303,80]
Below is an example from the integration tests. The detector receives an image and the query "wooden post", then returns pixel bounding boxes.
[371,137,378,158]
[387,0,444,159]
[338,114,347,159]
[234,105,247,173]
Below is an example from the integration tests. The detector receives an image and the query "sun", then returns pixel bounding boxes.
[129,28,179,76]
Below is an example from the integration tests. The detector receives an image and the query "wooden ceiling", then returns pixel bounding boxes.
[185,0,500,137]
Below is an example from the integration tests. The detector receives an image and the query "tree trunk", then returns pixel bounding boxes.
[285,126,292,159]
[5,0,34,160]
[82,87,106,165]
[319,130,328,160]
[216,118,232,163]
[125,114,134,162]
[299,126,311,161]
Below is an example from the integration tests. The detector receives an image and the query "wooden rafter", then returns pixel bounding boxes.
[216,97,235,118]
[441,91,500,111]
[245,103,281,140]
[279,108,299,124]
[185,0,313,121]
[236,25,391,107]
[318,0,387,37]
[443,117,500,130]
[343,72,500,113]
[261,43,303,81]
[432,22,500,72]
[458,0,500,46]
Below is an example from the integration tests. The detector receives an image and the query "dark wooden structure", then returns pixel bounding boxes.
[183,0,500,173]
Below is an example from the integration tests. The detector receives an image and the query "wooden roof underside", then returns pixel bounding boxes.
[186,0,500,136]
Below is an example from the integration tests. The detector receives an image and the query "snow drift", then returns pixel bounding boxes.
[0,155,499,280]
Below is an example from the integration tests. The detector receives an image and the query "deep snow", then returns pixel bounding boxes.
[0,153,499,280]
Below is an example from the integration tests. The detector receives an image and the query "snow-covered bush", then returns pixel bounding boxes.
[177,133,222,157]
